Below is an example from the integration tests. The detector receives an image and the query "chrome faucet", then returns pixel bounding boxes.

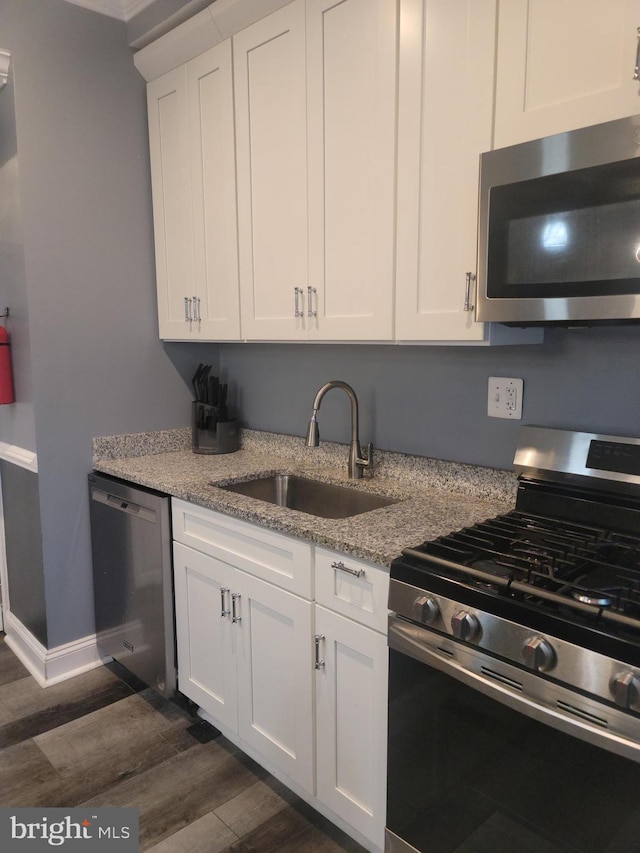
[305,380,373,479]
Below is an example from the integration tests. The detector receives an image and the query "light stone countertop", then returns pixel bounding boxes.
[92,428,517,568]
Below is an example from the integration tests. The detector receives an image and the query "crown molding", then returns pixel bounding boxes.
[61,0,156,22]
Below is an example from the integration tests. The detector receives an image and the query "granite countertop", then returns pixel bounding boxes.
[92,428,517,568]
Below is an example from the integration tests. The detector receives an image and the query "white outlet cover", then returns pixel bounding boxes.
[488,377,524,419]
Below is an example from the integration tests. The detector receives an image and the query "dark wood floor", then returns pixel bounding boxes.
[0,636,367,852]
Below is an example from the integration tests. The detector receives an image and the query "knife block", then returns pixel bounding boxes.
[191,402,239,455]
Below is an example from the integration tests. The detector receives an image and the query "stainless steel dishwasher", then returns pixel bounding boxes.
[88,472,176,697]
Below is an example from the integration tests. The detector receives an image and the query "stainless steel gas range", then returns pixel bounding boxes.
[386,427,640,853]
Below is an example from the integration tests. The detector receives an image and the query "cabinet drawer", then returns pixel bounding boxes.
[315,547,389,633]
[172,499,312,598]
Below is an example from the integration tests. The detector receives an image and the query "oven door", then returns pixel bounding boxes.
[387,616,640,853]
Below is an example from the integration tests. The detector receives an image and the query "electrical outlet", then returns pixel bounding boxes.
[488,377,523,419]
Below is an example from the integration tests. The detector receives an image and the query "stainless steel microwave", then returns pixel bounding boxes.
[476,114,640,326]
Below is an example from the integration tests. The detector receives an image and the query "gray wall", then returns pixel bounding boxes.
[219,324,640,471]
[0,460,46,645]
[0,0,217,648]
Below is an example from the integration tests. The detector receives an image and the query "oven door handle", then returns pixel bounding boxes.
[389,616,640,765]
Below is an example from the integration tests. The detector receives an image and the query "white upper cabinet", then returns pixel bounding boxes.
[395,0,542,345]
[234,0,397,341]
[306,0,397,341]
[494,0,640,149]
[396,0,498,343]
[147,65,195,338]
[147,41,240,340]
[233,1,309,341]
[187,44,241,339]
[142,0,559,346]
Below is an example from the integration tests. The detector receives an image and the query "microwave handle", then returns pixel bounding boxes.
[463,272,475,312]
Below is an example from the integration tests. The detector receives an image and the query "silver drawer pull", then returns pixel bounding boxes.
[635,27,640,80]
[220,587,230,618]
[314,634,325,670]
[231,592,242,624]
[331,560,365,579]
[463,272,475,312]
[307,286,317,318]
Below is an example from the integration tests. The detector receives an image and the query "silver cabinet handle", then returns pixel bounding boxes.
[220,587,230,618]
[463,272,475,312]
[193,295,200,323]
[314,634,325,670]
[231,592,242,624]
[184,296,192,323]
[331,560,365,579]
[635,27,640,80]
[294,287,304,318]
[307,286,317,318]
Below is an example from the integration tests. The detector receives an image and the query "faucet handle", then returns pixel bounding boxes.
[358,443,374,473]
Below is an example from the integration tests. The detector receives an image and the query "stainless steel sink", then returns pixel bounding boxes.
[219,474,398,519]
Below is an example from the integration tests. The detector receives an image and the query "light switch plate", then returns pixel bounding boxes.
[488,377,523,419]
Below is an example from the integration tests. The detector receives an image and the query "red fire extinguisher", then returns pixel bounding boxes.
[0,325,15,405]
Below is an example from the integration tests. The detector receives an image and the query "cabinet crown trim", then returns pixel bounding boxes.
[134,0,295,81]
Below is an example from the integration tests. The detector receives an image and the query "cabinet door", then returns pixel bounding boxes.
[147,66,195,339]
[395,0,497,343]
[235,570,314,794]
[173,542,238,732]
[234,0,309,341]
[315,605,388,849]
[495,0,640,148]
[187,42,241,340]
[306,0,397,341]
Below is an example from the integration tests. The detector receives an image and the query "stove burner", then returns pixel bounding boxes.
[470,559,513,578]
[570,563,639,610]
[571,590,613,607]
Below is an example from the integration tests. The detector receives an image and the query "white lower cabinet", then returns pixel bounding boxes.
[172,501,388,852]
[173,541,238,731]
[315,605,388,848]
[172,501,314,793]
[235,568,314,791]
[314,548,389,850]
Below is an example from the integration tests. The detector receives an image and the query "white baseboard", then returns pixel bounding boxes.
[3,611,106,687]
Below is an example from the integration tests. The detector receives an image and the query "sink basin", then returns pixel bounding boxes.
[219,474,398,519]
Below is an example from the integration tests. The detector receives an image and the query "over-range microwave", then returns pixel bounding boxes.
[476,114,640,326]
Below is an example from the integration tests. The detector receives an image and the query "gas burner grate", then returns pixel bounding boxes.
[409,510,640,624]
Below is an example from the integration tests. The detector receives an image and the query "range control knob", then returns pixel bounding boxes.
[413,595,440,625]
[610,671,639,709]
[522,636,556,672]
[451,610,481,642]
